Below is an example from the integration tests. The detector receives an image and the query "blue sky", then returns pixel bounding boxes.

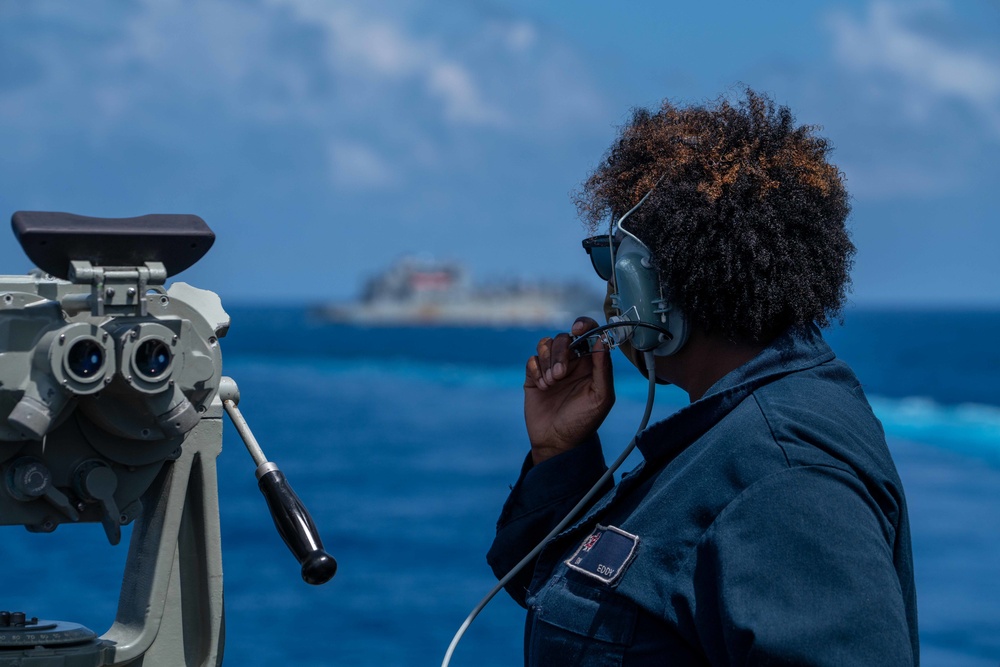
[0,0,997,306]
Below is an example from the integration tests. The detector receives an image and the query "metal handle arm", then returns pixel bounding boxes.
[219,377,337,585]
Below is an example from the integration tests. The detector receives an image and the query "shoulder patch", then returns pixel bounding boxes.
[565,524,640,585]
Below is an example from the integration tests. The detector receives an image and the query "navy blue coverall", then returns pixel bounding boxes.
[487,325,919,665]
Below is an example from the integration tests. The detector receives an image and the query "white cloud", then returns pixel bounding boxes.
[827,1,1000,133]
[491,20,538,55]
[263,0,507,127]
[0,0,607,198]
[328,139,397,189]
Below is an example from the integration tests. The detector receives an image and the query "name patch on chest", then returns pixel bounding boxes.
[565,524,640,585]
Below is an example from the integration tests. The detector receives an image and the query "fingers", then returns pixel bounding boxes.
[525,336,571,391]
[567,316,601,358]
[530,334,573,389]
[548,332,573,382]
[525,337,553,390]
[572,316,600,336]
[589,332,613,399]
[570,316,613,403]
[525,316,606,391]
[525,353,546,390]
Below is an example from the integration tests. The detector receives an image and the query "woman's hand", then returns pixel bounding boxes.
[524,316,615,465]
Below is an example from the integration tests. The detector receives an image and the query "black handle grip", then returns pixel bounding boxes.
[258,468,337,585]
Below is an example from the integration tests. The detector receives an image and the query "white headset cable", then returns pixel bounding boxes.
[609,174,667,276]
[441,350,658,667]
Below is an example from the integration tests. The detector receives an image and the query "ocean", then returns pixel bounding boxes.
[3,306,1000,666]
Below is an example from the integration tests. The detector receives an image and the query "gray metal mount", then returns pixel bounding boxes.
[1,212,334,667]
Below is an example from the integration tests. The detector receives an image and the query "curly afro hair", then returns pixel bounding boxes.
[575,88,854,344]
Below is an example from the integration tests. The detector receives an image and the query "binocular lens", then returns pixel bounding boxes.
[67,340,105,378]
[135,340,172,378]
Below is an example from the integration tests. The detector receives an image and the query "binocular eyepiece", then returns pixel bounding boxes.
[67,338,106,379]
[135,339,171,378]
[0,211,226,539]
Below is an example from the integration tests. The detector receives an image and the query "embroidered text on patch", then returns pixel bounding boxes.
[565,524,640,585]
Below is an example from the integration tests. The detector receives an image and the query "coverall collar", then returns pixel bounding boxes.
[635,324,836,465]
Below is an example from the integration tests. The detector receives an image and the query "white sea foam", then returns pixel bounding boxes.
[869,395,1000,451]
[227,356,1000,454]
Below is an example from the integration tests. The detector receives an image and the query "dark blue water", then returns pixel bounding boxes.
[3,307,999,665]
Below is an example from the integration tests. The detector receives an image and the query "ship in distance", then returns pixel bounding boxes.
[316,256,602,327]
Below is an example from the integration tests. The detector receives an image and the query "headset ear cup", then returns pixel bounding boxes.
[612,236,687,356]
[656,300,688,357]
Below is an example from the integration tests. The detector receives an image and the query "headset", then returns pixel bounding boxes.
[579,180,689,358]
